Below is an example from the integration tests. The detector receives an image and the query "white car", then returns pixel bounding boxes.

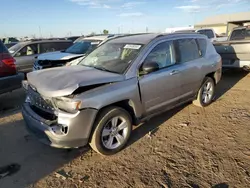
[33,35,114,71]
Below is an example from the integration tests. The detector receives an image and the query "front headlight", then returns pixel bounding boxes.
[22,80,29,90]
[53,98,82,113]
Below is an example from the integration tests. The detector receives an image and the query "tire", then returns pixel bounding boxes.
[89,107,132,155]
[193,77,215,107]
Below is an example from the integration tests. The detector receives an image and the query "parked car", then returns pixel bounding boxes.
[214,26,250,71]
[0,41,24,95]
[196,29,227,42]
[8,40,73,73]
[33,35,113,70]
[22,33,222,155]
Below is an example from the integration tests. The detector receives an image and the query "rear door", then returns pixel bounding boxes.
[139,40,182,115]
[174,38,205,102]
[14,43,38,73]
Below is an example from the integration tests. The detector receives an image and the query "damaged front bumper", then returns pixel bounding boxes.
[22,103,97,148]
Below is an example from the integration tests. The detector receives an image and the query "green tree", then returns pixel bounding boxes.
[103,29,109,34]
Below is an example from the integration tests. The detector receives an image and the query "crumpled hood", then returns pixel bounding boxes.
[27,66,124,97]
[38,51,84,61]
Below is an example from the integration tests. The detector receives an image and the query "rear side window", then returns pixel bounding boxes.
[197,39,207,57]
[230,29,246,40]
[0,41,8,53]
[40,42,72,53]
[175,38,200,63]
[40,43,57,53]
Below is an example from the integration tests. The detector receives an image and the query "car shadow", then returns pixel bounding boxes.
[128,69,249,148]
[0,88,25,118]
[215,69,249,100]
[0,119,88,188]
[128,104,188,147]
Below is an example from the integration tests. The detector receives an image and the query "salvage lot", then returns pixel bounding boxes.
[0,70,250,188]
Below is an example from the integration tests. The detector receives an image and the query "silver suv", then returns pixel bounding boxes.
[22,33,222,155]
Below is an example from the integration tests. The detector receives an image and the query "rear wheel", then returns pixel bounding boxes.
[193,77,215,107]
[90,107,132,155]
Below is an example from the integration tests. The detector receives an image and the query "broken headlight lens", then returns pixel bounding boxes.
[53,98,82,113]
[22,80,29,90]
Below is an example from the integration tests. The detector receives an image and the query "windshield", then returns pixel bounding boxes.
[8,43,22,54]
[78,42,143,74]
[65,40,101,54]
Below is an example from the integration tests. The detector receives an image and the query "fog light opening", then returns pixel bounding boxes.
[61,125,68,134]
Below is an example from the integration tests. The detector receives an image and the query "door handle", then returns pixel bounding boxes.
[211,63,216,67]
[170,70,180,75]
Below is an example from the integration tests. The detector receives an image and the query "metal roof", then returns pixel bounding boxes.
[108,33,160,44]
[195,12,250,26]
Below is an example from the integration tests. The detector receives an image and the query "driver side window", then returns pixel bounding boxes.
[16,44,38,57]
[144,41,175,69]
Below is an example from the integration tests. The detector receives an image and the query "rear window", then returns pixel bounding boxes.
[0,41,8,53]
[175,38,200,63]
[197,39,207,56]
[230,29,250,40]
[197,30,215,39]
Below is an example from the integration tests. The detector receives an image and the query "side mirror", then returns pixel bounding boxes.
[142,62,159,74]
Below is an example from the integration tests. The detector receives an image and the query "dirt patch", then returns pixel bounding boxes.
[0,71,250,188]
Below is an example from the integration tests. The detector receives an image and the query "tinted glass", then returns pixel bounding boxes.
[175,38,200,63]
[40,43,58,53]
[145,41,175,69]
[65,40,100,54]
[197,39,207,56]
[16,44,38,56]
[197,30,215,39]
[230,29,246,40]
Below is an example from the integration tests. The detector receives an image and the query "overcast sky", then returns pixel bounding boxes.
[1,0,250,37]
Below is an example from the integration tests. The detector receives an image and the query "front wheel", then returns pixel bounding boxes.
[193,77,215,107]
[90,107,132,155]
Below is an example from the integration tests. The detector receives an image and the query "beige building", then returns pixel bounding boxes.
[195,12,250,36]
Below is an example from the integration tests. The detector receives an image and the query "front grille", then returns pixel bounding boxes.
[28,86,55,114]
[37,60,67,68]
[31,106,57,121]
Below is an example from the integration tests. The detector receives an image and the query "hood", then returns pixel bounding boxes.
[38,51,84,61]
[27,65,124,97]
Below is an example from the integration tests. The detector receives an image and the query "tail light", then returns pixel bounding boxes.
[0,53,17,76]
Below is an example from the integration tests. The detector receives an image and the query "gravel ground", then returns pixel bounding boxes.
[0,70,250,188]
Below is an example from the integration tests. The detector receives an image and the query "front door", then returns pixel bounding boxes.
[138,41,182,115]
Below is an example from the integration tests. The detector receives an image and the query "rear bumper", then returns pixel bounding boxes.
[222,60,250,68]
[0,73,24,95]
[22,103,98,148]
